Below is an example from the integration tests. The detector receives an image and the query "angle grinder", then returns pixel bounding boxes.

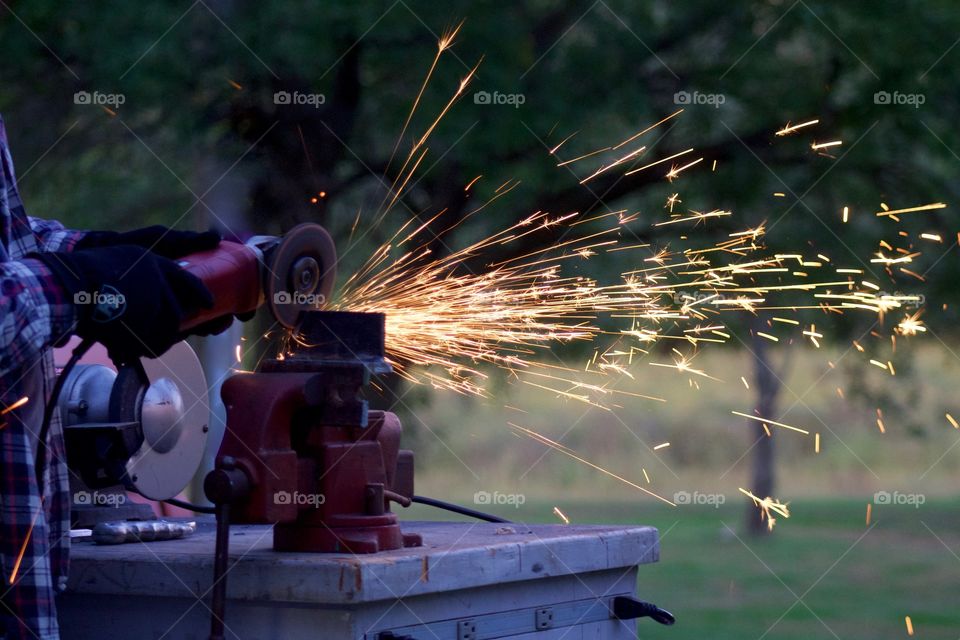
[177,222,337,331]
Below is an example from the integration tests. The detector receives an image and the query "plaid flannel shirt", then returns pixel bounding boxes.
[0,115,85,640]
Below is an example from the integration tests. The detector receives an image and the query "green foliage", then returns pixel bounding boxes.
[2,0,958,334]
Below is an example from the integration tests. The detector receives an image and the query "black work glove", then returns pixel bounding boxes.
[76,225,221,259]
[33,245,214,364]
[75,225,252,333]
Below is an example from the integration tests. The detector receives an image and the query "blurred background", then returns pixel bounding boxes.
[3,1,960,637]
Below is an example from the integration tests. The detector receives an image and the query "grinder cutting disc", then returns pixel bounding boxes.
[265,222,337,329]
[123,342,210,500]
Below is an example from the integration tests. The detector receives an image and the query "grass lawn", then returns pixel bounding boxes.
[402,498,960,639]
[393,344,960,637]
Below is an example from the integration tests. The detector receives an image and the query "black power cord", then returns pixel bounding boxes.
[35,338,94,488]
[131,494,507,521]
[144,495,509,521]
[411,495,512,523]
[162,496,216,514]
[124,485,216,515]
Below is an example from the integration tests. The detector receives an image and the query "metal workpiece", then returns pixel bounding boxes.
[91,519,197,545]
[261,310,391,375]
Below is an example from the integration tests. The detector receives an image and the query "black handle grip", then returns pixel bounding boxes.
[611,596,676,626]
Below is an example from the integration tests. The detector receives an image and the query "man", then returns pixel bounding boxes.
[0,115,232,638]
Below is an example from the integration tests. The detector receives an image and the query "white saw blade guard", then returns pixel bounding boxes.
[127,341,210,500]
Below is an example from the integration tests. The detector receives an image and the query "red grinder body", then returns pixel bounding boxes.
[174,223,338,332]
[177,241,262,331]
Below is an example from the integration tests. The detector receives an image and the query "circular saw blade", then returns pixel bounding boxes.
[265,223,337,329]
[125,341,210,500]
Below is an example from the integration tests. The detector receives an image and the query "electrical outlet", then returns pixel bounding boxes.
[535,607,554,629]
[457,619,477,640]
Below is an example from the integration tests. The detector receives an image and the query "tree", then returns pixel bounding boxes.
[3,1,958,531]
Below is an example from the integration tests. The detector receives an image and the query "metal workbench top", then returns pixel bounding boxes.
[66,520,660,605]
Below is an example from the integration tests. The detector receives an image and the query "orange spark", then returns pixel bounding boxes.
[731,411,809,435]
[875,202,947,217]
[552,506,570,524]
[775,119,819,136]
[2,397,29,415]
[9,501,44,584]
[739,488,789,531]
[510,424,675,506]
[811,140,842,150]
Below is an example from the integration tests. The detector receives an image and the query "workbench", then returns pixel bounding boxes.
[59,520,662,639]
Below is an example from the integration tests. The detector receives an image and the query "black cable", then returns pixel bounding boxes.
[125,485,216,514]
[163,495,505,521]
[160,496,216,515]
[411,495,512,523]
[35,338,94,488]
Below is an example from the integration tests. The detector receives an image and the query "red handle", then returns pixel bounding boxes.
[177,241,262,331]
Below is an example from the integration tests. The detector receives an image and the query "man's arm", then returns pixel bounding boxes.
[26,216,86,253]
[0,258,75,378]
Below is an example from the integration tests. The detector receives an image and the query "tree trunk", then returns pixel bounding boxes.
[746,314,780,535]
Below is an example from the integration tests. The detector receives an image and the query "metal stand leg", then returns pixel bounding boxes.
[209,501,231,640]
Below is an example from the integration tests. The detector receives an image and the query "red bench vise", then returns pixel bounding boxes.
[204,311,421,554]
